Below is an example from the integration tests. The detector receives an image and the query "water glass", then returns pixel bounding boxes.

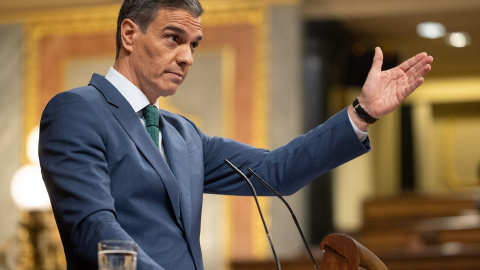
[98,240,138,270]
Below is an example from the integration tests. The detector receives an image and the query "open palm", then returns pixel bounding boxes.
[359,47,434,118]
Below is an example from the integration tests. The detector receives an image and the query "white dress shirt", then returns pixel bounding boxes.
[349,114,368,142]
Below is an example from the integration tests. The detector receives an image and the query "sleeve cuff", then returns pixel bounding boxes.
[348,111,368,142]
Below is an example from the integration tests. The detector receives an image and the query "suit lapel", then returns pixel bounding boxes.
[88,74,184,230]
[160,113,193,238]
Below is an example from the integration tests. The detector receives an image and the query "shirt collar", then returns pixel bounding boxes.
[104,67,158,112]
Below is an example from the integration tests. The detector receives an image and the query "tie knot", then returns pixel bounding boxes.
[142,105,159,128]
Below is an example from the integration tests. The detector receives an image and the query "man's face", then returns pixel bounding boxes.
[129,8,203,99]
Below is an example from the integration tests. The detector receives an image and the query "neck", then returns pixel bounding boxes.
[113,59,158,104]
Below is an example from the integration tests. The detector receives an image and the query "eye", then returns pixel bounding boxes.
[191,42,199,51]
[167,35,179,43]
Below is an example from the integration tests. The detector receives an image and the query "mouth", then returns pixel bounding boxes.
[166,71,184,81]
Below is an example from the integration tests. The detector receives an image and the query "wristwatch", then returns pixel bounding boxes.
[352,97,379,124]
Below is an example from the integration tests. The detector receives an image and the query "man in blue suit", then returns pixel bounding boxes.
[38,0,433,269]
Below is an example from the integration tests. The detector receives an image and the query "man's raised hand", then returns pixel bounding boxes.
[357,47,434,119]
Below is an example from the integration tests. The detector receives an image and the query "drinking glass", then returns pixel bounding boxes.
[98,240,138,270]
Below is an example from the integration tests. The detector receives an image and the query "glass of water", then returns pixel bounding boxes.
[98,240,138,270]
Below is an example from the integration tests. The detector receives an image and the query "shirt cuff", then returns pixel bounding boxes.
[348,112,368,142]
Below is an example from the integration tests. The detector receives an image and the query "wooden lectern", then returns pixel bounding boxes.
[319,233,388,270]
[231,233,388,270]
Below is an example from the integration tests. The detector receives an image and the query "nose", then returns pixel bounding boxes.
[176,45,194,67]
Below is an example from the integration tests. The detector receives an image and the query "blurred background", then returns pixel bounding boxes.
[0,0,479,269]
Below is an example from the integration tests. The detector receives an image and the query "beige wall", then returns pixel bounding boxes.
[0,24,22,250]
[267,5,306,258]
[407,77,480,193]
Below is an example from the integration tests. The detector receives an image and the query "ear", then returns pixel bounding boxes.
[120,19,138,54]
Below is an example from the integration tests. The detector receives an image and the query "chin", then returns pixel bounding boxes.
[156,81,182,97]
[159,88,178,97]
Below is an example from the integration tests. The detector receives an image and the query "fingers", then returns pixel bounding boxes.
[400,58,432,99]
[406,56,433,84]
[400,52,433,75]
[411,64,431,89]
[413,77,425,90]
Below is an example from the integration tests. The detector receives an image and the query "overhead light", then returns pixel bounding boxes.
[416,22,446,39]
[445,32,471,48]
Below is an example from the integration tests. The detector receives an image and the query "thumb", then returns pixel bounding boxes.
[370,47,384,72]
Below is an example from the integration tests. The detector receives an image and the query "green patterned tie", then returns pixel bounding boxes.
[142,105,159,148]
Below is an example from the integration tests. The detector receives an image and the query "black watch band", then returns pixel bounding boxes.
[352,97,379,124]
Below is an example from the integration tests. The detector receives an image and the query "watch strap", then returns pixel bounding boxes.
[352,97,379,124]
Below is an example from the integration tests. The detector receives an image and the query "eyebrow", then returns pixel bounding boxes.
[163,25,203,41]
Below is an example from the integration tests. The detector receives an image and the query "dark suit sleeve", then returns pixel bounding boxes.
[201,107,370,196]
[39,92,164,270]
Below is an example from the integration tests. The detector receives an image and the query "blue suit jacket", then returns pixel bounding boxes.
[39,74,369,270]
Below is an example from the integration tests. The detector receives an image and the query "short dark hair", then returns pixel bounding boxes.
[115,0,204,59]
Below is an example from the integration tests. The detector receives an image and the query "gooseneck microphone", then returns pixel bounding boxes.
[224,159,281,270]
[247,168,319,270]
